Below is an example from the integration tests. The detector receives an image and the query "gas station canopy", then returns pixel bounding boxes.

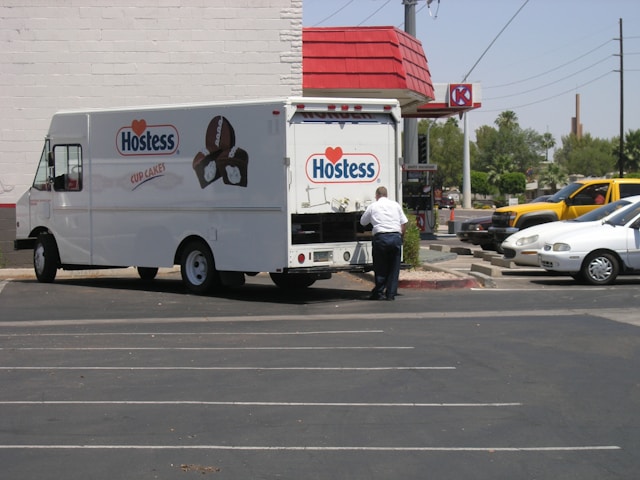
[303,26,481,118]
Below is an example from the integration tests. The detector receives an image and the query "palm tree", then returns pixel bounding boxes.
[538,162,567,193]
[541,132,556,162]
[495,110,519,131]
[486,153,516,191]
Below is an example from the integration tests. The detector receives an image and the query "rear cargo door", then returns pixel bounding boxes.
[289,111,398,215]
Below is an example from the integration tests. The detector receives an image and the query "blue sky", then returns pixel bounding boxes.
[303,0,640,147]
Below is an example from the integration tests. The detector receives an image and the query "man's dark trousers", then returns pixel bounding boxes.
[371,232,402,299]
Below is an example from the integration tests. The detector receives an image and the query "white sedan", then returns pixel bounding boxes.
[538,200,640,285]
[501,196,640,266]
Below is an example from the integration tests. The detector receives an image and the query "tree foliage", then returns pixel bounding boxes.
[418,118,471,189]
[613,129,640,174]
[499,172,527,195]
[474,111,545,178]
[554,133,616,177]
[470,170,493,196]
[538,162,568,192]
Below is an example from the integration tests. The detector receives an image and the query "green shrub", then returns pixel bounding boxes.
[402,208,421,269]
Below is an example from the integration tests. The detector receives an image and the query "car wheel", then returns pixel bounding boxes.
[581,251,619,286]
[34,234,59,283]
[180,239,220,294]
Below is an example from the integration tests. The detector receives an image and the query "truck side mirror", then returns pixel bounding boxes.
[564,197,573,206]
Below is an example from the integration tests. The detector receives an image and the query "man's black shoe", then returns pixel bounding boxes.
[368,294,384,300]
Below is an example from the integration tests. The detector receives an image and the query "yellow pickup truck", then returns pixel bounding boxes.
[489,178,640,247]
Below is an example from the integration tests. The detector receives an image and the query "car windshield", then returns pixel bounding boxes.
[546,183,584,203]
[572,198,631,222]
[605,201,640,226]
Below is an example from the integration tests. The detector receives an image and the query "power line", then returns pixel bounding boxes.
[485,39,613,89]
[485,56,613,100]
[462,0,531,82]
[312,0,355,26]
[358,0,392,26]
[481,71,613,114]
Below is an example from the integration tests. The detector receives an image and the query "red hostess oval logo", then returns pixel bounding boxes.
[117,119,179,156]
[305,146,380,184]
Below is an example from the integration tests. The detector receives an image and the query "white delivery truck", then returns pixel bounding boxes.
[14,97,403,293]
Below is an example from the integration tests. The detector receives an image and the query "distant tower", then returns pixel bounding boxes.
[571,94,583,139]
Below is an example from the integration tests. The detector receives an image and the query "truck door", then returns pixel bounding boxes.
[566,183,610,219]
[49,143,91,264]
[290,111,397,214]
[27,141,91,265]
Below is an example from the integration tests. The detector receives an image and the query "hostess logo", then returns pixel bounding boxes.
[305,147,380,184]
[117,119,179,156]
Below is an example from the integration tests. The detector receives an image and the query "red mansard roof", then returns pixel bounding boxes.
[303,26,435,110]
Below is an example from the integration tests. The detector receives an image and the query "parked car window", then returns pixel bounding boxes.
[605,202,640,226]
[619,184,640,198]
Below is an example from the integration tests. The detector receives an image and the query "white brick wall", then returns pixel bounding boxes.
[0,0,303,203]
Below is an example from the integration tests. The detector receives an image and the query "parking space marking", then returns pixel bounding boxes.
[0,308,636,328]
[0,366,455,371]
[0,400,520,407]
[0,444,620,452]
[1,346,413,351]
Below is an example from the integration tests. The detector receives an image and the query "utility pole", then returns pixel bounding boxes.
[402,0,419,168]
[617,18,624,177]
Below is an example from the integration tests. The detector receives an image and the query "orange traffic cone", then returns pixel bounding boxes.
[449,207,455,222]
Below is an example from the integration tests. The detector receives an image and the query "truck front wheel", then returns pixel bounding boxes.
[34,234,59,283]
[180,240,220,294]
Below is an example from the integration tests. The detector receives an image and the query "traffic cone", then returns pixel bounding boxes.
[449,207,455,222]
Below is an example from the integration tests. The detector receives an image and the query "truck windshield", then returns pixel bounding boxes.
[546,182,582,203]
[32,140,50,191]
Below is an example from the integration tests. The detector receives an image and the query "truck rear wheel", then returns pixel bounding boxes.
[34,234,59,283]
[269,272,316,289]
[180,240,219,294]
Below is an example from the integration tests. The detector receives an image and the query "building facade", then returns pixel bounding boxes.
[0,0,303,205]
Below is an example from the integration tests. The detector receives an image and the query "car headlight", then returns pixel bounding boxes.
[515,234,539,246]
[552,243,571,252]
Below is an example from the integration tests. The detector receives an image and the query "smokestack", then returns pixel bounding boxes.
[571,94,583,138]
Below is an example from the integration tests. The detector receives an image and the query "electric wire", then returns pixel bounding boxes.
[485,56,614,100]
[357,0,392,26]
[312,0,355,27]
[481,71,613,114]
[486,39,613,89]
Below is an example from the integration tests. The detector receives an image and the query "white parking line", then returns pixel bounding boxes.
[0,329,385,336]
[1,346,413,351]
[0,444,620,452]
[0,366,455,371]
[0,400,519,407]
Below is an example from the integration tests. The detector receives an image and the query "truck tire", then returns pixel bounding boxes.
[269,272,316,289]
[581,251,619,286]
[34,234,59,283]
[137,267,158,281]
[180,240,220,294]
